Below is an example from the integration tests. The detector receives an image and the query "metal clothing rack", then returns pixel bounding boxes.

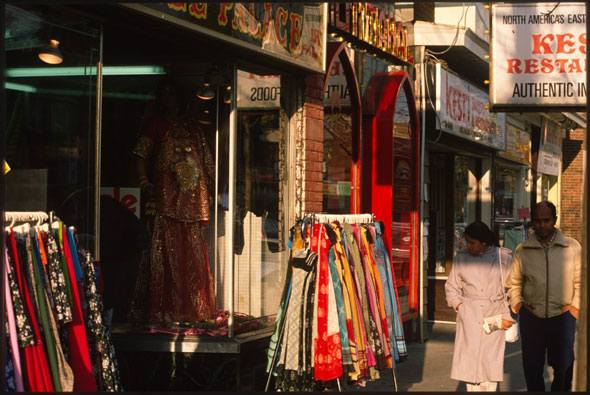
[306,213,376,225]
[265,212,400,392]
[4,211,49,228]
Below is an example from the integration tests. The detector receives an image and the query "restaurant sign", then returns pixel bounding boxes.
[435,64,506,150]
[138,3,326,72]
[490,2,586,111]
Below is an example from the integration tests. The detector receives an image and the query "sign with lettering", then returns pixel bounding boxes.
[436,64,506,150]
[490,3,586,110]
[101,187,141,218]
[142,3,326,72]
[537,118,562,176]
[324,58,351,108]
[497,123,531,165]
[237,70,280,109]
[328,3,413,64]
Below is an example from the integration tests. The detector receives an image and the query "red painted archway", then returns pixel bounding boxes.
[362,72,420,318]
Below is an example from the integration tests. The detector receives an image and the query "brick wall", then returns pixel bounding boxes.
[303,73,325,214]
[560,128,585,243]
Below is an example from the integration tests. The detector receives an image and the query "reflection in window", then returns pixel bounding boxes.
[391,88,413,315]
[233,72,287,323]
[323,113,352,213]
[494,167,516,219]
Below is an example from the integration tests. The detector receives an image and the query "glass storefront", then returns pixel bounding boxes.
[391,86,415,316]
[5,3,293,337]
[5,4,100,250]
[453,155,477,255]
[323,57,352,213]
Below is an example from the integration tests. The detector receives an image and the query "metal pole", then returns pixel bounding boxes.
[228,65,237,338]
[584,1,590,390]
[418,45,426,344]
[93,26,103,261]
[0,3,7,392]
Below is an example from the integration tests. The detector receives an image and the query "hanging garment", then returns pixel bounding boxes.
[4,249,24,392]
[331,224,361,381]
[9,230,54,392]
[29,231,61,391]
[60,224,98,391]
[312,223,343,382]
[372,222,407,363]
[274,224,317,391]
[45,231,73,325]
[77,242,121,391]
[44,291,74,391]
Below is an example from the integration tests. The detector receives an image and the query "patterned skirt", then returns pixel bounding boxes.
[148,214,215,323]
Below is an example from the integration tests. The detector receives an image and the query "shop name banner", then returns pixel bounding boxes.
[436,64,506,150]
[490,3,586,109]
[146,3,326,72]
[328,3,413,64]
[237,70,280,109]
[498,123,531,165]
[537,118,562,176]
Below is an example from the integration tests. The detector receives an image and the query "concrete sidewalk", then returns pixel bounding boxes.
[361,322,554,392]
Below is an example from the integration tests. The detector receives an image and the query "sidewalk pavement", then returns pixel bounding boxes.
[360,322,555,392]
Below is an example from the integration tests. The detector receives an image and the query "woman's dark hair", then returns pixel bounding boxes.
[153,77,189,115]
[464,221,498,246]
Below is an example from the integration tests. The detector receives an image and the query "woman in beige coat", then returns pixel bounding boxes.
[445,221,515,391]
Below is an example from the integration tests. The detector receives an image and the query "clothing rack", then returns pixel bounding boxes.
[4,211,49,227]
[266,213,400,392]
[305,213,375,225]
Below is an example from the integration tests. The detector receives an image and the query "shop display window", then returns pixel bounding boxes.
[5,4,291,338]
[453,156,477,255]
[4,4,100,249]
[494,167,516,220]
[323,58,352,213]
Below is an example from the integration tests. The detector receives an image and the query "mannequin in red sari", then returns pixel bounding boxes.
[132,78,215,324]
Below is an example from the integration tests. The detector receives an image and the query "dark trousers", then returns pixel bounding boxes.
[519,306,577,391]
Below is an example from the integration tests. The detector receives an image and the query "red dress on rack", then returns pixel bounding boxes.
[61,224,98,391]
[8,230,54,392]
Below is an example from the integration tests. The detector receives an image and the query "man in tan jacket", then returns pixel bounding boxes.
[507,201,581,391]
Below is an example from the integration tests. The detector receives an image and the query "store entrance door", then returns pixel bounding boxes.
[361,72,420,321]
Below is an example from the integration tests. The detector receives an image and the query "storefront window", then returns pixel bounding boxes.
[494,166,516,219]
[454,156,477,254]
[233,70,287,326]
[323,59,352,213]
[392,87,414,315]
[5,4,100,249]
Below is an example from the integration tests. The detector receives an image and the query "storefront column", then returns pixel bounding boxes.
[303,73,325,214]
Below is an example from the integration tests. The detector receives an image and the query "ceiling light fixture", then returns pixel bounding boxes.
[38,39,63,64]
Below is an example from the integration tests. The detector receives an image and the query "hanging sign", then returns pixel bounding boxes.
[537,118,562,176]
[137,3,326,72]
[237,70,281,109]
[490,2,586,111]
[436,64,506,150]
[497,123,531,165]
[324,58,351,108]
[328,3,413,64]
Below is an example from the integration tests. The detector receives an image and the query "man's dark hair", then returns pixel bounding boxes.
[532,201,557,219]
[464,221,498,246]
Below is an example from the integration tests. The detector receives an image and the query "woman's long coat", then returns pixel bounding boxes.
[445,246,513,383]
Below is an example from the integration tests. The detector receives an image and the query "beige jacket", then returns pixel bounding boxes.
[507,229,581,319]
